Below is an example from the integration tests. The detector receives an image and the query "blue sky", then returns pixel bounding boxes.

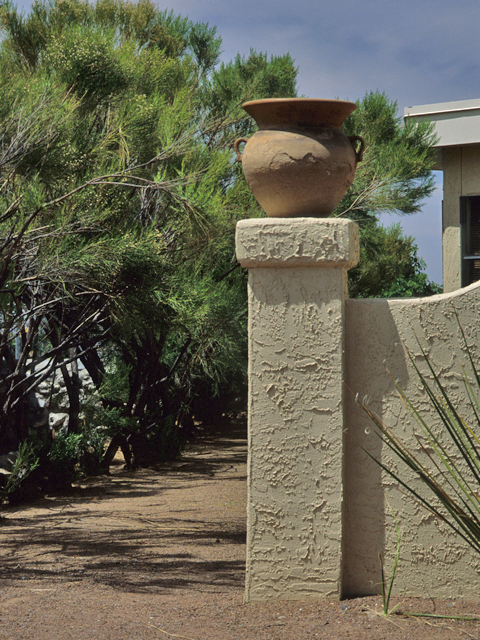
[13,0,480,283]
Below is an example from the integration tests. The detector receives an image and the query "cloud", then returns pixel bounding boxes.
[163,0,480,110]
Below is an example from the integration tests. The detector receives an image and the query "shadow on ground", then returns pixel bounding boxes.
[0,418,247,594]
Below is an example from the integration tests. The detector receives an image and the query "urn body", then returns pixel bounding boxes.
[235,99,364,218]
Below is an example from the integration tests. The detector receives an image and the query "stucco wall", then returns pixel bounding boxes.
[237,216,480,603]
[236,218,359,602]
[344,282,480,600]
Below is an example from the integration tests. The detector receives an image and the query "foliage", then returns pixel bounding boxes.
[48,423,109,478]
[0,2,441,497]
[48,432,84,479]
[0,0,296,486]
[375,506,480,621]
[349,223,442,298]
[0,440,39,506]
[337,91,440,298]
[340,91,437,221]
[358,315,480,556]
[379,507,401,617]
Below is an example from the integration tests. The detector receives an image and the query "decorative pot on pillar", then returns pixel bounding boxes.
[234,98,365,218]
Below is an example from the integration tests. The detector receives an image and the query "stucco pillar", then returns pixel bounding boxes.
[235,217,359,602]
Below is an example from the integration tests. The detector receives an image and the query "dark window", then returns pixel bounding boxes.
[460,196,480,286]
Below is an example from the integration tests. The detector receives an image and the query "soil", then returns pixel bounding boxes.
[1,420,480,640]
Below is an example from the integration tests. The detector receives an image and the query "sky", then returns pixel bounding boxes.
[13,0,480,284]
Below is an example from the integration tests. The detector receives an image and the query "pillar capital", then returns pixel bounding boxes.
[235,217,359,269]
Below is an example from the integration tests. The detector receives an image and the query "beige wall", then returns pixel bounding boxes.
[237,217,480,603]
[345,283,480,600]
[442,144,480,292]
[236,218,359,602]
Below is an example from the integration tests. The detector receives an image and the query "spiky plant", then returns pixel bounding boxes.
[357,312,480,555]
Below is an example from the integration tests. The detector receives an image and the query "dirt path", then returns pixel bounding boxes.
[1,421,480,640]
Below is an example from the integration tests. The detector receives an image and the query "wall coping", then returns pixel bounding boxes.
[235,218,359,269]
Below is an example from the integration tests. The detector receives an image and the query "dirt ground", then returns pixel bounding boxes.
[1,420,480,640]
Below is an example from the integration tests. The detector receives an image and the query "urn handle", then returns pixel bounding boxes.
[348,135,366,163]
[234,137,249,162]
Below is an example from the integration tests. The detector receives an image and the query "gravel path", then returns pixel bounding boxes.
[1,420,479,640]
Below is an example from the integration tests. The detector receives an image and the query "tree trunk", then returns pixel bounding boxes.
[61,348,81,435]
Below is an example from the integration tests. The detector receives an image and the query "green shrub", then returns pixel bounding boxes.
[0,441,40,506]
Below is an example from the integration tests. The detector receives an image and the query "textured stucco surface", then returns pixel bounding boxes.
[236,218,359,270]
[238,217,480,604]
[345,282,480,600]
[237,218,358,602]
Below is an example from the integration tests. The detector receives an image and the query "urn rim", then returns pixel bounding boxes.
[242,98,357,130]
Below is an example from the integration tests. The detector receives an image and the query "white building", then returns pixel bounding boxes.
[405,98,480,292]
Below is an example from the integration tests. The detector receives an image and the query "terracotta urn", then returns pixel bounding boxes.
[234,98,365,218]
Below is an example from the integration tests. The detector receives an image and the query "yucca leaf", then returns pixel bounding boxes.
[354,309,480,557]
